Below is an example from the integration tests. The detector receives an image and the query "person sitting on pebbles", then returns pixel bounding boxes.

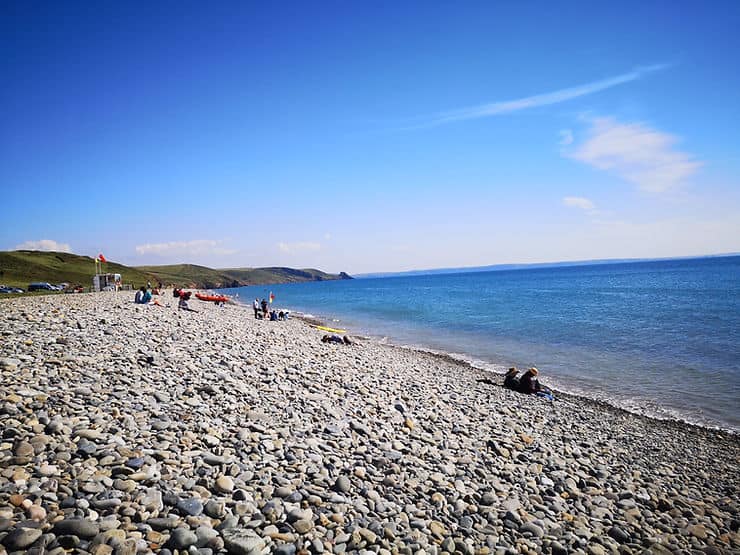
[518,367,555,400]
[503,367,520,390]
[178,291,197,312]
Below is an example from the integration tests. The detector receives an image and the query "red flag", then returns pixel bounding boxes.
[98,253,107,263]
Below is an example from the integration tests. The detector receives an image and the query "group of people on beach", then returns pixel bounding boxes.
[252,298,288,321]
[503,366,555,400]
[134,286,164,307]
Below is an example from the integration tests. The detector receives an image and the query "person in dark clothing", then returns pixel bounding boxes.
[503,367,520,390]
[518,367,540,394]
[322,334,344,344]
[518,367,555,400]
[261,299,268,318]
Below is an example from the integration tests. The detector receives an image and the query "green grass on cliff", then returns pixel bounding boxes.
[0,251,350,295]
[0,251,156,292]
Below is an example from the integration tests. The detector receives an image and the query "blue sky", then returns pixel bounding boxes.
[1,1,739,274]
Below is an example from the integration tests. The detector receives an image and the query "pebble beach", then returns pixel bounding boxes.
[0,292,738,555]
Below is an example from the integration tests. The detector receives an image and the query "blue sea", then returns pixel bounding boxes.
[223,256,740,432]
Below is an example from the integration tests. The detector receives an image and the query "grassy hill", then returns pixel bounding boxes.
[0,251,351,294]
[133,264,238,289]
[135,264,350,288]
[0,251,157,291]
[219,266,349,284]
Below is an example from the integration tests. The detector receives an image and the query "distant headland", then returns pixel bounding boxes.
[0,250,352,291]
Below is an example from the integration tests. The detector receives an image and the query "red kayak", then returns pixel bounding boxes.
[195,293,228,303]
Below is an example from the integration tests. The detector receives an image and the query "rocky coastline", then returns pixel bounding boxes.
[1,292,738,554]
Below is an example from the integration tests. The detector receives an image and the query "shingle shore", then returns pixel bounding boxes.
[0,292,738,555]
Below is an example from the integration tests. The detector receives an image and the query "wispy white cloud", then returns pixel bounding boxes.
[16,239,71,253]
[566,117,701,193]
[278,241,321,254]
[135,239,237,256]
[563,196,596,211]
[408,65,666,128]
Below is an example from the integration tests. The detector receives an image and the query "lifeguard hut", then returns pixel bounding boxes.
[93,273,121,292]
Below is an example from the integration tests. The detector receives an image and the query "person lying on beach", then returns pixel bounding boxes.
[518,367,555,400]
[503,367,520,390]
[321,334,353,345]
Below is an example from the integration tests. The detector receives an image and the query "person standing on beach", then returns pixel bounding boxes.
[253,298,260,319]
[261,298,268,318]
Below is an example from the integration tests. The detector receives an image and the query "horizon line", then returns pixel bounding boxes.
[355,251,739,277]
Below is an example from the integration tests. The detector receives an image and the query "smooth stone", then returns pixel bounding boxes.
[126,457,145,469]
[334,475,351,493]
[608,526,631,544]
[53,518,100,538]
[14,441,34,458]
[169,527,198,550]
[177,498,204,516]
[274,544,297,555]
[520,521,544,538]
[205,499,226,519]
[196,526,219,547]
[221,528,266,555]
[216,476,234,493]
[429,521,446,537]
[203,453,226,465]
[293,519,313,534]
[2,526,43,550]
[148,517,180,531]
[480,492,496,505]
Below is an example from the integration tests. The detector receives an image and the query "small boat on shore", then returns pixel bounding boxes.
[195,293,228,303]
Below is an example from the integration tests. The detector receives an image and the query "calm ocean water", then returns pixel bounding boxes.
[223,256,740,432]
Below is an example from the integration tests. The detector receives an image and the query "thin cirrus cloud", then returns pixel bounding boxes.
[566,117,701,193]
[15,239,72,253]
[278,241,321,254]
[135,239,237,256]
[405,65,666,129]
[562,196,596,211]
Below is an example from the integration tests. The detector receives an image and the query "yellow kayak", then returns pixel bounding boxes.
[313,325,347,334]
